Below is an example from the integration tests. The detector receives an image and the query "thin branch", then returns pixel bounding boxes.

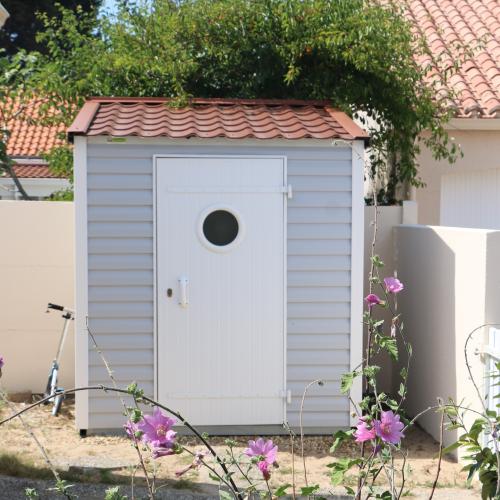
[299,379,323,487]
[429,409,444,499]
[0,393,73,500]
[0,385,243,499]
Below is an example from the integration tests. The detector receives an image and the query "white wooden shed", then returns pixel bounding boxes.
[69,97,368,433]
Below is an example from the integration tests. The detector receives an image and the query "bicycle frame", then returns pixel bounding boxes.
[45,303,75,414]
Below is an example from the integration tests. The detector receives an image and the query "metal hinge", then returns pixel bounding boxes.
[281,389,292,404]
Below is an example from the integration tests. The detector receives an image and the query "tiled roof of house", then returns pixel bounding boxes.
[11,163,62,179]
[0,162,63,179]
[68,98,370,141]
[405,0,500,118]
[5,101,67,157]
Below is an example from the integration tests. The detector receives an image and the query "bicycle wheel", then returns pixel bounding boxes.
[52,393,64,416]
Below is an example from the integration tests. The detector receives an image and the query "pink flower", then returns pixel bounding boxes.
[245,438,278,479]
[258,460,271,481]
[374,411,405,445]
[138,407,177,449]
[365,294,382,308]
[354,418,376,443]
[245,438,278,465]
[384,277,404,294]
[175,450,207,477]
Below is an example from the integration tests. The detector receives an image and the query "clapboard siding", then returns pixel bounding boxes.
[86,143,352,429]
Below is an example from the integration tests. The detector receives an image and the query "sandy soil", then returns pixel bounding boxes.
[0,399,479,497]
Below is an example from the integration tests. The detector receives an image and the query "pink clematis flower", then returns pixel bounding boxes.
[138,407,177,450]
[384,277,404,294]
[365,294,382,308]
[354,418,376,443]
[245,438,278,480]
[374,411,405,445]
[175,450,208,477]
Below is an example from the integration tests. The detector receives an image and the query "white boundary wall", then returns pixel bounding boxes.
[364,202,417,393]
[395,225,500,451]
[0,201,75,393]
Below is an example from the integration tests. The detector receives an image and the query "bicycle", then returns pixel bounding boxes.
[43,302,74,416]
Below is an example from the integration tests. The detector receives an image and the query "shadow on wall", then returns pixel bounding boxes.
[395,226,456,445]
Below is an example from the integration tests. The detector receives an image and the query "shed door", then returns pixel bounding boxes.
[156,156,285,426]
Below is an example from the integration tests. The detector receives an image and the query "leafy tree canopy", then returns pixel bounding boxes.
[0,0,102,56]
[25,1,466,200]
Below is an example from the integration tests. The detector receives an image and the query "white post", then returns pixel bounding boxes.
[74,136,89,431]
[350,140,365,425]
[402,200,418,225]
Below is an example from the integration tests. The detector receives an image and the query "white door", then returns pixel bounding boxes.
[156,156,286,426]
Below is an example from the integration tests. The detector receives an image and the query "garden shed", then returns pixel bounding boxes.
[68,97,368,434]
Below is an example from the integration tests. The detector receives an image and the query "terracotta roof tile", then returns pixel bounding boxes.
[68,98,369,142]
[1,163,63,179]
[4,101,67,157]
[404,0,500,118]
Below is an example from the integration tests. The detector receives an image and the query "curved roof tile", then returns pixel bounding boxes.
[404,0,500,118]
[68,98,369,142]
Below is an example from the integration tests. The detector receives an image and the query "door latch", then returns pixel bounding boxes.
[178,277,189,307]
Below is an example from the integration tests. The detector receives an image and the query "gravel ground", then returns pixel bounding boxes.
[0,401,481,499]
[0,475,482,500]
[0,475,218,500]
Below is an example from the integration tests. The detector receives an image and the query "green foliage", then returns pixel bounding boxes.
[327,458,361,487]
[104,486,127,500]
[376,335,399,361]
[371,255,385,268]
[443,406,500,499]
[43,145,74,200]
[31,0,462,196]
[273,484,292,497]
[48,479,74,498]
[126,381,144,400]
[340,370,359,395]
[330,429,354,453]
[0,1,102,56]
[300,484,320,496]
[24,488,39,499]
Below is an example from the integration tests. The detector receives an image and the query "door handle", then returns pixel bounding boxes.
[178,276,189,308]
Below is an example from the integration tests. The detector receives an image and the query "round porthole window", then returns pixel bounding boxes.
[198,206,245,252]
[203,210,239,246]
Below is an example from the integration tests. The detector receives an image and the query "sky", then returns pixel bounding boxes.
[102,0,119,15]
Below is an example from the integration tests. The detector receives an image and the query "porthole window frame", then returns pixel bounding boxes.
[197,205,246,253]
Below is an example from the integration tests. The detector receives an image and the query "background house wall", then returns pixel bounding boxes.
[0,201,75,393]
[0,177,70,200]
[395,225,500,451]
[415,129,500,226]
